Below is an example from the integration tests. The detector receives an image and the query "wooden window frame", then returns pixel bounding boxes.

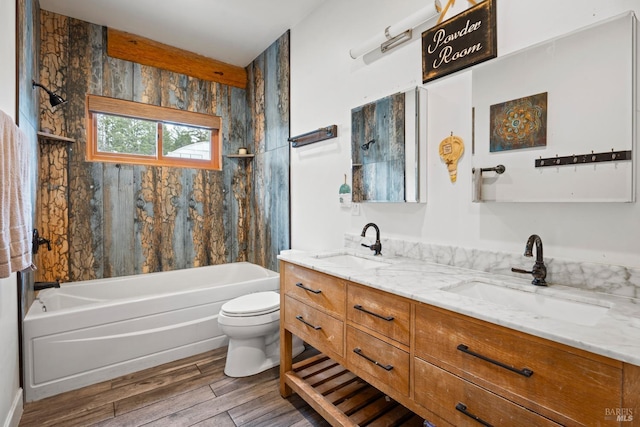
[86,94,222,170]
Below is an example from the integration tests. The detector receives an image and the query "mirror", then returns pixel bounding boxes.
[351,87,427,203]
[472,12,636,202]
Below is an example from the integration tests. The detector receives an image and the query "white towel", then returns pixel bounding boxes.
[472,168,482,203]
[0,109,33,278]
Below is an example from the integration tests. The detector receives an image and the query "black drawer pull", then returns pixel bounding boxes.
[353,304,394,321]
[295,282,322,294]
[457,344,533,377]
[353,347,393,371]
[455,403,493,427]
[295,315,321,330]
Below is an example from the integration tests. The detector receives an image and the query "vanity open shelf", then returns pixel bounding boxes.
[285,353,424,426]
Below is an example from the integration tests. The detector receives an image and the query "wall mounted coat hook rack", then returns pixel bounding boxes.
[535,149,632,168]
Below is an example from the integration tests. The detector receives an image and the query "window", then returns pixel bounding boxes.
[86,95,221,170]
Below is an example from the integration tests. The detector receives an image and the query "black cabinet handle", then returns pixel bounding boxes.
[353,347,393,371]
[295,282,322,294]
[295,315,321,330]
[353,304,394,321]
[457,344,533,377]
[455,403,493,427]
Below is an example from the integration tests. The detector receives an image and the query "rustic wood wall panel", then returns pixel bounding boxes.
[134,166,159,273]
[217,84,235,261]
[265,34,290,152]
[38,12,67,136]
[158,166,182,271]
[267,35,290,269]
[36,11,69,282]
[271,146,290,268]
[18,0,40,131]
[132,65,161,273]
[206,170,227,265]
[103,164,135,276]
[186,77,211,268]
[159,72,187,270]
[68,18,104,281]
[134,65,162,106]
[248,34,291,271]
[230,86,251,263]
[102,54,134,100]
[18,0,42,313]
[247,52,266,268]
[36,142,69,282]
[189,170,207,267]
[37,12,290,282]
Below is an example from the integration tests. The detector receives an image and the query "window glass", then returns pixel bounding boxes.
[162,123,211,160]
[96,114,157,156]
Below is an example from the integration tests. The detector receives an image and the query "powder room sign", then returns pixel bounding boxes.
[422,0,497,83]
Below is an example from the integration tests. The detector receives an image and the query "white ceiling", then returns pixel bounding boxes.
[38,0,326,67]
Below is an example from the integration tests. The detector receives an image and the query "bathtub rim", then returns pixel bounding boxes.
[26,261,278,319]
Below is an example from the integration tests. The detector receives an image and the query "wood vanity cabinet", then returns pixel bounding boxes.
[280,261,638,427]
[281,262,346,364]
[414,304,623,426]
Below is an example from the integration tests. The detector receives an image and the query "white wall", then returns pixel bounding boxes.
[290,0,640,269]
[0,0,22,426]
[0,275,21,427]
[0,0,16,119]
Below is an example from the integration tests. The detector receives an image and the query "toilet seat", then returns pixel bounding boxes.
[220,291,280,317]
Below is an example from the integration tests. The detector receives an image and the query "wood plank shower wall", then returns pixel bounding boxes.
[36,11,290,282]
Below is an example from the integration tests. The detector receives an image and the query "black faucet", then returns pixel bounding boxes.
[32,229,51,255]
[360,223,382,256]
[511,234,547,286]
[34,281,60,291]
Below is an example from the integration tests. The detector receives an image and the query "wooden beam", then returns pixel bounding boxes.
[107,28,247,89]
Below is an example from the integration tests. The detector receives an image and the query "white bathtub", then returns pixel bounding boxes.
[23,262,279,402]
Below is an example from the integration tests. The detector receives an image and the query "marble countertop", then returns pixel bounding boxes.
[278,248,640,366]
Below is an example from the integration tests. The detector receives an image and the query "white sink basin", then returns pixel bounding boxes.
[315,254,390,269]
[446,280,610,326]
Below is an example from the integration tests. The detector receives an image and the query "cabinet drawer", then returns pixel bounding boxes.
[284,295,344,359]
[346,326,409,397]
[282,263,345,318]
[347,283,410,346]
[415,304,622,425]
[414,358,562,427]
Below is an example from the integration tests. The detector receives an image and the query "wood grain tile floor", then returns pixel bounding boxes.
[19,346,331,427]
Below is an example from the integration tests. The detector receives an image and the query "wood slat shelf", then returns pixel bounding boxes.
[285,354,424,427]
[37,132,75,144]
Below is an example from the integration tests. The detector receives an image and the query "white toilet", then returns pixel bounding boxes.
[218,291,305,377]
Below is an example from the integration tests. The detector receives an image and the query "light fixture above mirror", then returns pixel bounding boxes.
[349,1,442,63]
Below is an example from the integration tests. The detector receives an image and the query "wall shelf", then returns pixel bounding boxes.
[226,154,255,159]
[37,132,75,144]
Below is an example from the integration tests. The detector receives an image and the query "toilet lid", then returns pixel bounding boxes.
[221,291,280,317]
